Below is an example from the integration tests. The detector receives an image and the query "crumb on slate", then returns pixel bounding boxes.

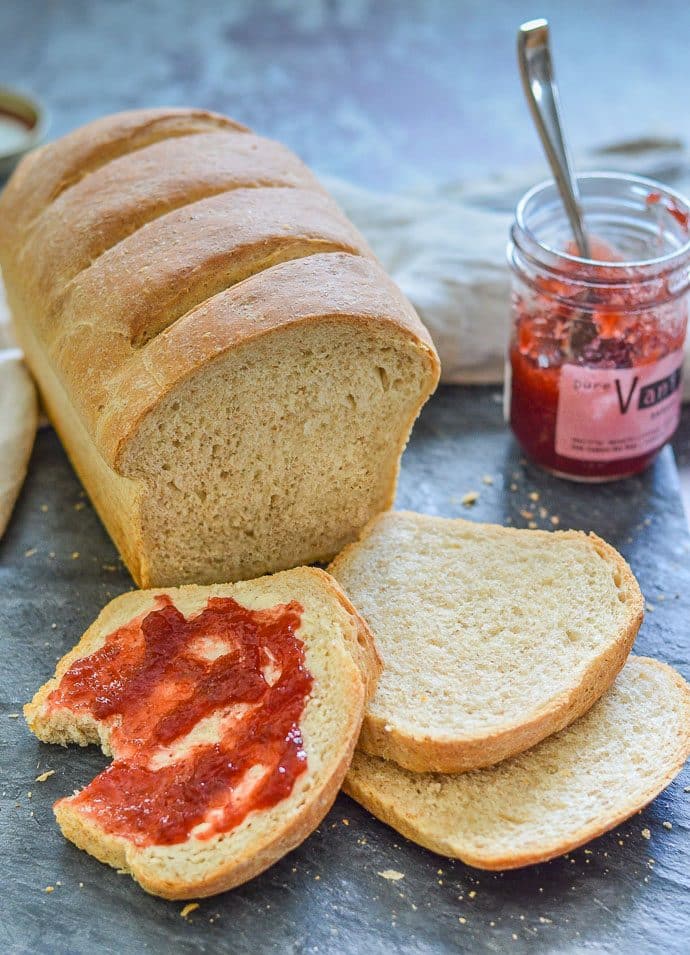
[35,770,55,783]
[641,828,651,840]
[180,903,199,919]
[461,491,479,506]
[481,475,494,485]
[378,870,405,881]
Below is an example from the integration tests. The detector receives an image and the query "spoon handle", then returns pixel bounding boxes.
[518,19,590,258]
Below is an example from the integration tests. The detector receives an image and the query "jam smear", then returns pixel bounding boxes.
[510,235,687,479]
[47,595,312,846]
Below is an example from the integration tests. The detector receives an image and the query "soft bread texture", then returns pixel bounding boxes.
[0,108,439,586]
[329,511,643,773]
[345,657,690,869]
[25,567,381,899]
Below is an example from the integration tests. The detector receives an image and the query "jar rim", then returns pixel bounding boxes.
[514,171,690,273]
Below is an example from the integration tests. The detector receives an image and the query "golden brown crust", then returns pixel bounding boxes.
[330,515,644,773]
[0,107,243,251]
[25,568,377,898]
[344,658,690,870]
[23,131,325,304]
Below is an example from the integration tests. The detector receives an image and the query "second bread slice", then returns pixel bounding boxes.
[329,511,643,773]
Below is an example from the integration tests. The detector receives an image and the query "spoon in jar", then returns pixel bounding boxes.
[517,18,590,258]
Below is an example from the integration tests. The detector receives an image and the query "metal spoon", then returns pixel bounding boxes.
[517,18,591,259]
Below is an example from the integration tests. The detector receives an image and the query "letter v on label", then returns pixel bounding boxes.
[615,376,639,414]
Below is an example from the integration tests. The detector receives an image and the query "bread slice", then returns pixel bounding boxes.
[24,567,381,899]
[328,511,643,773]
[345,657,690,869]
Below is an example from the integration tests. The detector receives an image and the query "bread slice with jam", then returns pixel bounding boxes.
[329,510,644,773]
[25,567,380,899]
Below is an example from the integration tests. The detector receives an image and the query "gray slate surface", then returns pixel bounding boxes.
[1,387,688,955]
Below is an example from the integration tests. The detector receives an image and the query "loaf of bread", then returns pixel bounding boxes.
[25,567,380,898]
[329,511,643,772]
[345,657,690,869]
[0,108,440,586]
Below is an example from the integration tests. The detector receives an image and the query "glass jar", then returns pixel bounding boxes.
[506,172,690,481]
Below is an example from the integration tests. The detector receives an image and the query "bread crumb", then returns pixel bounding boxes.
[468,890,476,899]
[24,549,36,558]
[646,603,655,612]
[528,491,540,501]
[378,870,404,881]
[528,521,538,529]
[74,501,86,511]
[510,483,518,491]
[40,504,49,512]
[7,713,19,719]
[44,886,54,893]
[662,821,672,830]
[458,917,467,924]
[71,551,80,560]
[180,903,199,918]
[641,828,651,840]
[79,882,84,888]
[520,510,533,520]
[539,917,552,924]
[461,491,479,506]
[35,770,55,783]
[550,515,560,526]
[539,507,548,519]
[342,819,349,826]
[481,475,494,485]
[27,791,32,799]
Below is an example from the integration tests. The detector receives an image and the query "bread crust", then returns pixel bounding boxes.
[329,512,644,773]
[344,657,690,870]
[25,567,381,898]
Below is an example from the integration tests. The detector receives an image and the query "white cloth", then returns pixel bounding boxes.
[1,135,690,536]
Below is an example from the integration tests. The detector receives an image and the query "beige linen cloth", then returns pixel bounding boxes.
[2,136,690,537]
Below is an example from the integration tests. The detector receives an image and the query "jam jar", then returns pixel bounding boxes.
[507,173,690,481]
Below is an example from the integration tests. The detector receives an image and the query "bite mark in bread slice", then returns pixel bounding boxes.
[25,568,380,899]
[329,511,644,773]
[345,657,690,869]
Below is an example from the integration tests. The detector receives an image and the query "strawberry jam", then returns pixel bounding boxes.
[508,174,690,481]
[47,595,312,846]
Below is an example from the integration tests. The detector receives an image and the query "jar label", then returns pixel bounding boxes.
[555,351,684,462]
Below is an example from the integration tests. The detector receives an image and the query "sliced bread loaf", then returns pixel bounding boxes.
[329,511,643,773]
[345,657,690,869]
[25,567,380,899]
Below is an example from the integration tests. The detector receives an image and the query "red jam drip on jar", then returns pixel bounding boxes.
[510,235,687,479]
[47,595,312,846]
[646,191,690,232]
